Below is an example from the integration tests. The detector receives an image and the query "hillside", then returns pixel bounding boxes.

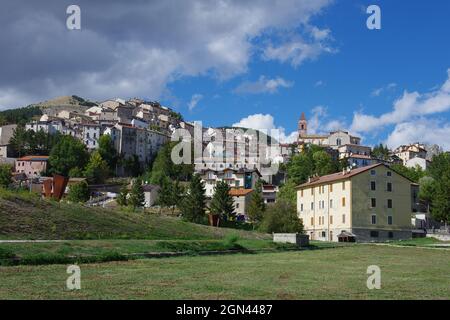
[0,190,268,241]
[33,95,97,116]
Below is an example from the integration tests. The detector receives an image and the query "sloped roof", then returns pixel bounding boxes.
[17,155,49,162]
[229,188,253,196]
[297,163,383,189]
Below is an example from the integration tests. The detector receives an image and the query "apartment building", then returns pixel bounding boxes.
[297,163,413,242]
[394,143,427,165]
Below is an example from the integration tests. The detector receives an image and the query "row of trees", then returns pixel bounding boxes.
[417,153,450,224]
[277,144,345,206]
[0,106,42,126]
[9,127,61,157]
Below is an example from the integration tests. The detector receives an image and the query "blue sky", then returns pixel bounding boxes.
[162,1,450,149]
[1,0,449,149]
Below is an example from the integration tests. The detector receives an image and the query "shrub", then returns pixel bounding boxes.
[258,200,304,234]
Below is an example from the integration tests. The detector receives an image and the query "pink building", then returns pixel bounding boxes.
[15,156,49,178]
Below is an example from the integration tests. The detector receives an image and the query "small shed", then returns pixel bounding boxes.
[337,231,356,243]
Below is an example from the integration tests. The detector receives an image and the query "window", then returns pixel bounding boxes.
[370,231,379,238]
[330,231,333,241]
[387,182,392,192]
[311,217,314,225]
[236,203,239,208]
[330,215,333,225]
[370,170,376,176]
[342,181,346,190]
[388,231,394,238]
[235,181,240,188]
[300,204,304,212]
[342,197,346,207]
[321,231,326,238]
[342,214,346,223]
[387,171,392,177]
[86,132,90,139]
[311,188,314,195]
[371,198,376,208]
[371,215,377,225]
[330,199,333,208]
[311,202,314,210]
[387,199,393,209]
[370,181,376,191]
[300,190,303,197]
[329,184,333,192]
[388,216,393,225]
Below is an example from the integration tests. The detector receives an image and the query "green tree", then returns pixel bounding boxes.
[68,167,84,178]
[209,181,235,221]
[128,179,145,210]
[67,181,90,203]
[98,134,117,172]
[259,200,304,234]
[117,186,128,207]
[391,164,425,183]
[9,125,27,157]
[425,153,450,224]
[277,180,297,206]
[287,153,314,185]
[247,180,266,225]
[157,178,174,209]
[84,151,110,184]
[0,164,12,188]
[181,174,206,223]
[312,150,335,176]
[122,155,142,177]
[48,135,89,176]
[372,144,390,160]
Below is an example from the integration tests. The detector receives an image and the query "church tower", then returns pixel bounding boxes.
[298,112,307,137]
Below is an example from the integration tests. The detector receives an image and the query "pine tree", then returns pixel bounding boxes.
[128,179,145,210]
[181,174,206,223]
[209,181,235,221]
[117,186,128,207]
[247,180,266,225]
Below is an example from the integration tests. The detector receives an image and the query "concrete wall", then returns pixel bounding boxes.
[273,233,309,247]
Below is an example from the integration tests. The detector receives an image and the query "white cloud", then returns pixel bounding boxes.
[351,69,450,133]
[314,80,325,87]
[188,94,203,111]
[0,0,333,108]
[385,119,450,150]
[371,82,397,97]
[233,76,293,94]
[232,113,298,143]
[262,25,336,68]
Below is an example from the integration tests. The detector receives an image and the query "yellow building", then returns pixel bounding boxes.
[297,163,413,242]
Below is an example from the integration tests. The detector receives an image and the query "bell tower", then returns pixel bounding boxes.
[298,112,307,137]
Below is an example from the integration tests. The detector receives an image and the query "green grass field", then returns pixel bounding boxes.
[0,189,268,241]
[0,245,449,299]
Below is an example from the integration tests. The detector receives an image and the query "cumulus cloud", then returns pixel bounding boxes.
[262,25,336,68]
[233,76,293,95]
[232,113,298,143]
[385,119,450,150]
[0,0,333,109]
[351,69,450,133]
[188,94,203,111]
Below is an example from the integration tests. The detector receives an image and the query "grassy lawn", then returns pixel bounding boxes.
[0,188,269,241]
[0,239,305,266]
[0,245,448,299]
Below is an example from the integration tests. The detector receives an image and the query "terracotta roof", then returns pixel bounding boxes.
[229,188,253,196]
[297,163,383,189]
[17,156,49,161]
